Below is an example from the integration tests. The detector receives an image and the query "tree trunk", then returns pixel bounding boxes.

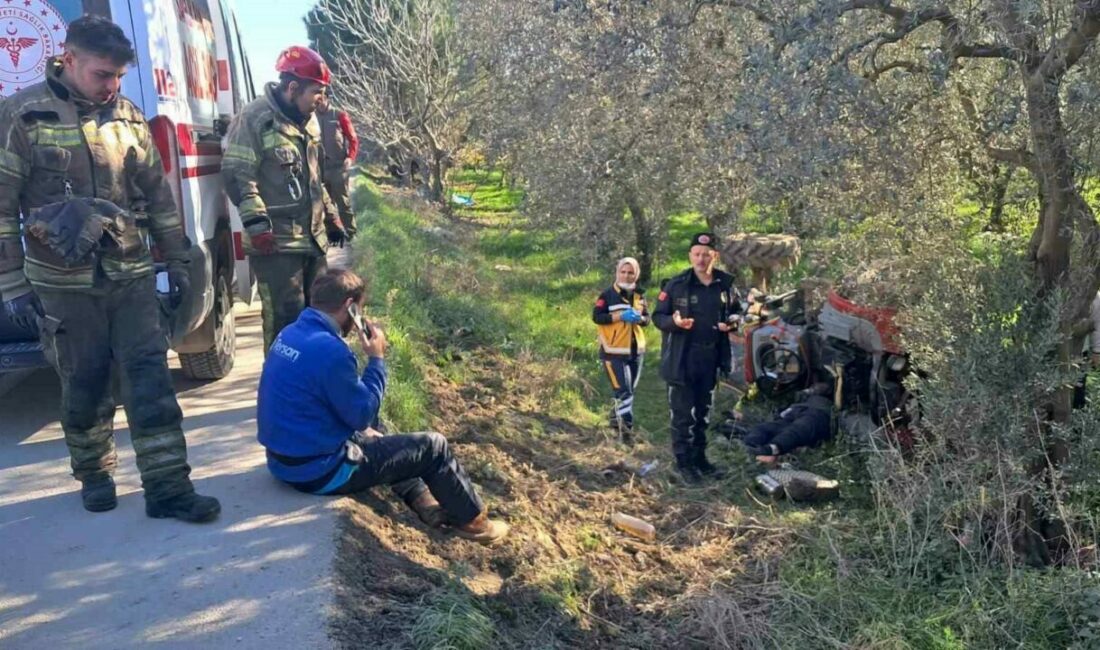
[625,190,655,284]
[1016,70,1100,564]
[984,166,1011,233]
[429,147,446,203]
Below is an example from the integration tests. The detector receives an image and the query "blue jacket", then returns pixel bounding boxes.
[257,307,386,484]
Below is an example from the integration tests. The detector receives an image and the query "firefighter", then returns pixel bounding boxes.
[0,16,220,521]
[316,93,360,239]
[592,257,649,444]
[652,233,743,484]
[221,45,348,353]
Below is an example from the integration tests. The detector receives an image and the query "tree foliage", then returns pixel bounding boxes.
[308,0,468,201]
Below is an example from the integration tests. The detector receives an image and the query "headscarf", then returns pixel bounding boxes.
[616,257,641,290]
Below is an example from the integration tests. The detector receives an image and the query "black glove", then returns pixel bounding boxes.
[24,199,112,265]
[327,227,348,248]
[166,262,190,309]
[4,292,44,331]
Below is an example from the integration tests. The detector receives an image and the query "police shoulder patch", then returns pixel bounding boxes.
[658,291,668,301]
[595,298,606,307]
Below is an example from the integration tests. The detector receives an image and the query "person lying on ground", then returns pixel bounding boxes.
[592,256,649,445]
[256,268,509,545]
[737,394,834,464]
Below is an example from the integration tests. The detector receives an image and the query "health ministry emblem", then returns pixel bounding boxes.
[0,0,66,97]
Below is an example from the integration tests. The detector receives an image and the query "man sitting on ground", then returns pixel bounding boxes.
[256,269,509,544]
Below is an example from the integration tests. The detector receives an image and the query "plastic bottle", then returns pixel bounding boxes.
[612,512,656,541]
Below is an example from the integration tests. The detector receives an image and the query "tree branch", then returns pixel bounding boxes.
[953,43,1020,59]
[1040,0,1100,78]
[844,0,1023,63]
[988,147,1038,173]
[865,59,926,81]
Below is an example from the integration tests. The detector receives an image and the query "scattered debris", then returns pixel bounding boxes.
[451,193,476,207]
[754,467,840,502]
[612,513,656,541]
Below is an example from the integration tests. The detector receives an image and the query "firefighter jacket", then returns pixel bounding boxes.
[317,107,359,172]
[592,284,649,359]
[652,268,742,384]
[0,62,188,299]
[221,83,337,256]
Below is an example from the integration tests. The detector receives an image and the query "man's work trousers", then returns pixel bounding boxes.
[742,410,832,455]
[251,253,327,353]
[324,165,356,235]
[306,432,484,526]
[603,356,643,431]
[37,276,194,502]
[668,344,719,462]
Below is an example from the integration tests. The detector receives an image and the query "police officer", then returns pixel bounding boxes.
[221,46,348,353]
[316,93,360,238]
[652,233,742,483]
[0,16,219,521]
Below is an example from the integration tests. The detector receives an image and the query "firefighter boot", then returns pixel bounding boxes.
[81,474,117,512]
[146,491,221,523]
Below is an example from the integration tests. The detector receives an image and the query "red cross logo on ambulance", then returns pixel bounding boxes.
[0,0,66,97]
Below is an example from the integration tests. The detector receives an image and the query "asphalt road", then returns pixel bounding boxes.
[0,303,339,649]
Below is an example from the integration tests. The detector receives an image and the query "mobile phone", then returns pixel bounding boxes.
[347,303,371,339]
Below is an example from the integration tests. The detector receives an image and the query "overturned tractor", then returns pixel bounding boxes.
[720,233,801,292]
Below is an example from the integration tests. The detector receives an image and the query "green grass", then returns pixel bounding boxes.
[410,588,496,650]
[449,169,525,213]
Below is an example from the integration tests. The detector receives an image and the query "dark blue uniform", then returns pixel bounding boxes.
[652,268,741,475]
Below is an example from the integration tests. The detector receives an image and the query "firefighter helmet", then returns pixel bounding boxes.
[275,46,331,86]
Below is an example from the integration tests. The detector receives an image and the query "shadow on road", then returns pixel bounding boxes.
[0,307,338,649]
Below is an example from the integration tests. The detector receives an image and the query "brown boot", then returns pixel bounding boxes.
[453,511,510,545]
[409,492,448,528]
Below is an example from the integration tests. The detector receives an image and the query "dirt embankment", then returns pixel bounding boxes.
[331,347,791,649]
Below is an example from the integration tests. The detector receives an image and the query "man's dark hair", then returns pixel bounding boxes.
[277,72,298,92]
[310,269,365,312]
[66,15,136,65]
[278,72,327,96]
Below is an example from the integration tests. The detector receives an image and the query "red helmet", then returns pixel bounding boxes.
[275,46,331,86]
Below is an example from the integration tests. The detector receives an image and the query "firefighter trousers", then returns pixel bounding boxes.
[37,275,194,502]
[251,252,328,353]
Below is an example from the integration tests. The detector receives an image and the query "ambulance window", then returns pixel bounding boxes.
[176,0,219,124]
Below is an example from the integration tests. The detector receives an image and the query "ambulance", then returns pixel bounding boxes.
[0,0,257,379]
